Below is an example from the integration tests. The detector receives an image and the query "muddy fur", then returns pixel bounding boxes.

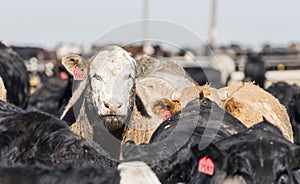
[121,56,196,144]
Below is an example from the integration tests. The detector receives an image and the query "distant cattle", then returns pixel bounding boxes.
[183,67,224,88]
[0,42,30,108]
[26,77,72,117]
[61,46,195,147]
[25,60,73,117]
[190,120,300,183]
[215,54,236,85]
[243,54,266,88]
[122,95,246,183]
[172,82,293,142]
[9,45,56,61]
[122,45,170,58]
[172,54,235,88]
[267,82,300,145]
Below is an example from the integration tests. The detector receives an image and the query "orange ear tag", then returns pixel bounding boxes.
[198,156,214,176]
[73,65,85,80]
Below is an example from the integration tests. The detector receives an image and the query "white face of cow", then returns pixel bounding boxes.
[89,46,136,130]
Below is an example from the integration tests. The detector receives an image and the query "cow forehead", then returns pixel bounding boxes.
[89,47,136,76]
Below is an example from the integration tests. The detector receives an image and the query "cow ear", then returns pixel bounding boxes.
[61,55,87,76]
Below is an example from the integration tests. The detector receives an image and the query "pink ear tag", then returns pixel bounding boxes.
[198,156,214,176]
[163,109,172,120]
[73,65,85,80]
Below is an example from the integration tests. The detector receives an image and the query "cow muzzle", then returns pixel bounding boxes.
[101,115,126,131]
[99,98,128,131]
[102,98,123,112]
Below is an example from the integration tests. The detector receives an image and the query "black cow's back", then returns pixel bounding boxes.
[122,96,246,184]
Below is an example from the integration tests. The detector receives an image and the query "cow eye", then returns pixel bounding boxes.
[94,74,102,81]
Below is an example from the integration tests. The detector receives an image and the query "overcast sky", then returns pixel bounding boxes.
[0,0,299,49]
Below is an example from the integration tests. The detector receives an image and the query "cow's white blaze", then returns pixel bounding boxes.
[89,46,136,123]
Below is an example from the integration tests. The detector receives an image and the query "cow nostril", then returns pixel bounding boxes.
[104,102,110,109]
[103,100,122,110]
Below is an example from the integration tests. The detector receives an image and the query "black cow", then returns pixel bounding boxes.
[184,67,224,88]
[122,94,246,183]
[0,100,162,183]
[0,160,162,184]
[0,164,119,184]
[267,82,300,145]
[190,120,300,184]
[244,54,266,88]
[0,42,30,108]
[0,100,117,168]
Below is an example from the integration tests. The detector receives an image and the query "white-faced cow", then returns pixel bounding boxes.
[61,46,196,145]
[61,46,136,140]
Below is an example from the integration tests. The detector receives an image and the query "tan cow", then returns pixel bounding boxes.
[176,82,293,142]
[0,76,6,101]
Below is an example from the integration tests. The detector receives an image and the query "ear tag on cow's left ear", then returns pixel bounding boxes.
[198,156,214,176]
[73,65,85,80]
[163,109,172,120]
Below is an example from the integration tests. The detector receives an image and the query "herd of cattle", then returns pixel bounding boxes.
[0,42,300,183]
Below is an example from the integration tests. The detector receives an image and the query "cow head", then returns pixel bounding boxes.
[62,46,136,132]
[191,120,300,184]
[88,46,136,130]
